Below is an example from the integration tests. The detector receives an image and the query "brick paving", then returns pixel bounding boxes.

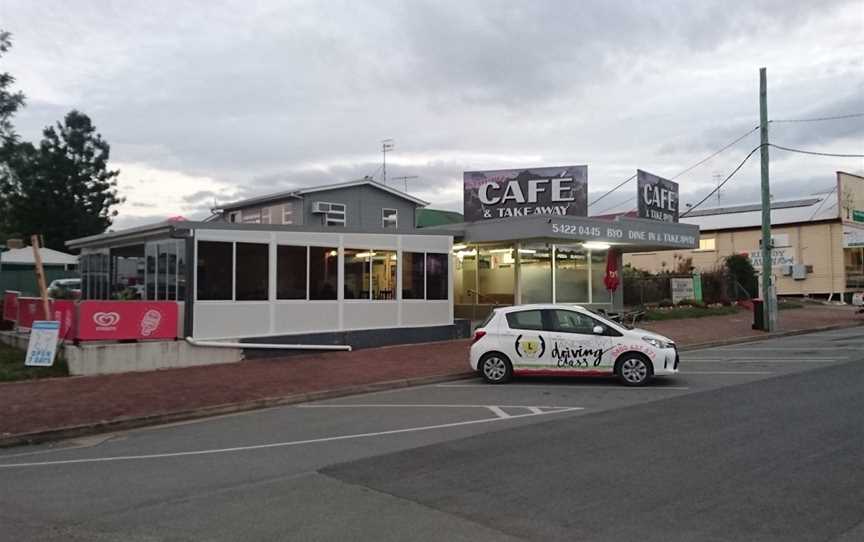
[1,306,861,439]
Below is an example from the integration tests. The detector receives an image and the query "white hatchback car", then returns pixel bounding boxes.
[470,304,679,386]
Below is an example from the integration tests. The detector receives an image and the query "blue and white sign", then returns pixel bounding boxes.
[25,320,60,367]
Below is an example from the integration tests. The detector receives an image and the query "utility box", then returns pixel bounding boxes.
[752,299,765,330]
[792,264,807,280]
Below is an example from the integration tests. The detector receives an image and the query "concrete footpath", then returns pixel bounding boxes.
[1,306,861,446]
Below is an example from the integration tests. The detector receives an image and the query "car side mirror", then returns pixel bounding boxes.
[593,325,605,335]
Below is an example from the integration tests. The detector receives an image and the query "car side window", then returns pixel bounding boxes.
[506,310,544,331]
[548,310,603,335]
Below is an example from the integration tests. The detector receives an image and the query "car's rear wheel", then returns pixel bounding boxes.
[480,353,512,384]
[617,355,652,386]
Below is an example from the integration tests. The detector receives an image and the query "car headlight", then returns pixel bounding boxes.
[642,336,673,349]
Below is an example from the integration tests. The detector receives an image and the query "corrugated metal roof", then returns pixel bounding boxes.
[1,247,78,266]
[681,195,839,231]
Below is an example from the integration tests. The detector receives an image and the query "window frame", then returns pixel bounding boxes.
[324,202,347,226]
[276,244,309,300]
[505,309,545,331]
[382,208,398,228]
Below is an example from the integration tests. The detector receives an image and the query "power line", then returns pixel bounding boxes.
[680,145,762,218]
[807,183,838,221]
[770,112,864,123]
[587,125,759,210]
[594,194,636,216]
[588,174,636,208]
[669,125,760,180]
[770,143,864,159]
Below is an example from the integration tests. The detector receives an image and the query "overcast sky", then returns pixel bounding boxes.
[2,0,862,229]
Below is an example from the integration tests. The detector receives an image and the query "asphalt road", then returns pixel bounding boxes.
[0,327,862,541]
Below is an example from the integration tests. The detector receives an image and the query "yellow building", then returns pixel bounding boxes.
[625,171,864,300]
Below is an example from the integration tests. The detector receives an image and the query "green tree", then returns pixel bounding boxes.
[725,253,758,298]
[0,30,27,236]
[4,111,123,249]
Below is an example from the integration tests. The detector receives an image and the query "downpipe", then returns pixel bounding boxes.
[185,337,352,351]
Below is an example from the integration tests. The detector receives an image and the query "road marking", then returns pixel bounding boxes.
[486,406,511,418]
[0,407,583,469]
[434,383,690,390]
[296,403,575,410]
[680,371,773,375]
[681,358,848,365]
[714,347,862,351]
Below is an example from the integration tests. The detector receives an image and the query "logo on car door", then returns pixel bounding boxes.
[515,334,546,359]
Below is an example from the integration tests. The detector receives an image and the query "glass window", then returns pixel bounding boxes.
[177,243,187,301]
[235,243,269,301]
[277,245,307,299]
[426,253,449,300]
[478,245,515,305]
[242,210,261,224]
[548,309,600,335]
[309,246,338,300]
[555,246,588,303]
[283,203,294,225]
[343,249,370,299]
[697,238,716,251]
[453,245,477,305]
[371,250,397,300]
[382,208,398,228]
[506,310,544,331]
[197,241,233,300]
[402,252,425,299]
[146,243,157,300]
[519,245,552,304]
[591,250,611,304]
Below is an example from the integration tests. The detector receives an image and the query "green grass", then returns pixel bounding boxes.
[0,343,69,382]
[777,299,805,310]
[642,305,741,321]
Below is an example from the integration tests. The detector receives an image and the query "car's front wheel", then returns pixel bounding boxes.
[617,355,652,386]
[479,353,512,384]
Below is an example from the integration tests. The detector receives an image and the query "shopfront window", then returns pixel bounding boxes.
[371,250,397,300]
[236,242,269,301]
[145,243,157,300]
[110,244,145,300]
[478,245,515,305]
[846,247,864,289]
[453,245,477,306]
[309,247,338,300]
[197,241,233,300]
[555,246,589,303]
[402,252,425,299]
[343,249,370,299]
[519,244,552,304]
[426,253,449,300]
[277,245,307,299]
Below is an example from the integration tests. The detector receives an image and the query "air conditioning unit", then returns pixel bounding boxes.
[781,264,793,276]
[792,264,807,280]
[312,201,332,214]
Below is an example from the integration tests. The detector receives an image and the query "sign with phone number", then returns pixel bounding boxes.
[25,320,60,367]
[550,222,697,247]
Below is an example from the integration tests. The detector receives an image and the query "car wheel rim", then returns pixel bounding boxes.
[483,357,507,381]
[621,358,647,383]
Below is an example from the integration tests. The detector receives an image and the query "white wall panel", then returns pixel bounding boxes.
[342,301,399,329]
[401,301,452,326]
[194,302,270,339]
[273,302,339,334]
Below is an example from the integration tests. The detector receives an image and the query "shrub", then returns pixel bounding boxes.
[725,254,758,298]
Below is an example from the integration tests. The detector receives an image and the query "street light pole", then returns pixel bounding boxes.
[759,67,777,331]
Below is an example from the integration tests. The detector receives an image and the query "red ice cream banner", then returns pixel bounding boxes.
[75,301,179,341]
[2,291,19,322]
[15,297,45,330]
[12,297,76,339]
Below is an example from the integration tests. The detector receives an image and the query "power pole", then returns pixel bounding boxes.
[381,138,394,184]
[759,67,777,331]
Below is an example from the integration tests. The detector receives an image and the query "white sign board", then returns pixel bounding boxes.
[671,278,695,304]
[25,320,60,367]
[853,292,864,307]
[748,248,794,268]
[843,225,864,248]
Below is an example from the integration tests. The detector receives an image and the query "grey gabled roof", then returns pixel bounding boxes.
[217,178,429,211]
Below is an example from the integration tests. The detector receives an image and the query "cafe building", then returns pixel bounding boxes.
[65,168,698,348]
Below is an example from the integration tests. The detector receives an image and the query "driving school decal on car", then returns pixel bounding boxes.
[514,334,546,359]
[550,339,608,368]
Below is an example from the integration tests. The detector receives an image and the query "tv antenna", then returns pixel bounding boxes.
[391,175,419,192]
[712,171,723,205]
[381,138,394,184]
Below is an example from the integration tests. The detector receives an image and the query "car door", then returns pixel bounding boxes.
[543,309,617,374]
[502,309,549,374]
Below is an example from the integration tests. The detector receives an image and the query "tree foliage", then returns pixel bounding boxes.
[2,111,123,249]
[0,31,123,249]
[725,253,758,297]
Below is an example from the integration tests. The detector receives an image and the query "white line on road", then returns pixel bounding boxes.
[680,371,773,375]
[434,383,690,390]
[486,406,511,418]
[0,407,583,469]
[683,359,845,363]
[296,403,576,410]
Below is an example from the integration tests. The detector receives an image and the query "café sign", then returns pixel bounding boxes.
[463,165,588,222]
[637,169,679,223]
